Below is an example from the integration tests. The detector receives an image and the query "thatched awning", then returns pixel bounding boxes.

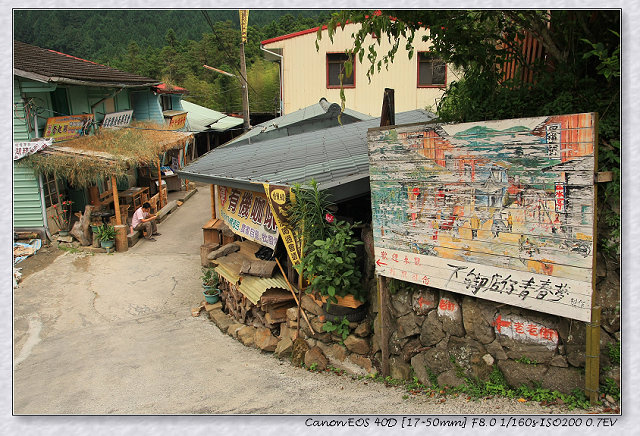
[22,123,194,187]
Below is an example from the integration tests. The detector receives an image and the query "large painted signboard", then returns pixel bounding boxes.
[218,186,279,249]
[368,113,597,322]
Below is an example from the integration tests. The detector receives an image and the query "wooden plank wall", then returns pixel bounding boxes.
[367,113,597,322]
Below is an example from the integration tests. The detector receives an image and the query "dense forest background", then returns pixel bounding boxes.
[14,9,334,114]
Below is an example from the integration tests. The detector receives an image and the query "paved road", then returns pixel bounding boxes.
[10,184,622,434]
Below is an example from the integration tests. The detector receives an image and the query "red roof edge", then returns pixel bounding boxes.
[261,24,330,45]
[45,48,106,67]
[154,83,188,94]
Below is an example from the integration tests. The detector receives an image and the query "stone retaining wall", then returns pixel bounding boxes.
[360,221,620,395]
[207,293,376,376]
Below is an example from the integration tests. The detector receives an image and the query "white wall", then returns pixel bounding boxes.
[263,24,459,116]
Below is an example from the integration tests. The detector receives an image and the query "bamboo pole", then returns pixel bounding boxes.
[210,184,216,219]
[111,176,122,225]
[275,258,315,334]
[156,159,163,210]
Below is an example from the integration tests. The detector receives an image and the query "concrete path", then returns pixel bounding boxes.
[11,184,602,432]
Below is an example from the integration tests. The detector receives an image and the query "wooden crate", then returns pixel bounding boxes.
[202,218,224,245]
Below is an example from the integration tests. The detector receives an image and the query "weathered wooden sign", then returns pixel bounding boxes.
[368,113,597,322]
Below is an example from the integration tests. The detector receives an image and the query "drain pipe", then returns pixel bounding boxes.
[260,46,284,116]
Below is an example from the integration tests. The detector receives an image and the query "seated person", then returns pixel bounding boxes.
[131,202,161,241]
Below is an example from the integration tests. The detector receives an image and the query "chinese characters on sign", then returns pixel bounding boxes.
[218,186,279,249]
[375,246,591,321]
[545,123,561,158]
[13,139,53,160]
[44,114,94,141]
[555,182,566,213]
[492,314,559,348]
[263,183,303,265]
[167,113,187,130]
[102,110,133,128]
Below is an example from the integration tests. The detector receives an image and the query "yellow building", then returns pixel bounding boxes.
[261,23,456,116]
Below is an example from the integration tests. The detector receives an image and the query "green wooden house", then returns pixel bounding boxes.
[13,40,190,238]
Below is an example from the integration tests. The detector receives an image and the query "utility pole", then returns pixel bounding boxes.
[239,10,250,132]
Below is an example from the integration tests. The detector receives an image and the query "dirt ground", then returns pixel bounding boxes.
[14,241,64,282]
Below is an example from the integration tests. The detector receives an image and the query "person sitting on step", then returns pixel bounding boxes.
[131,202,161,241]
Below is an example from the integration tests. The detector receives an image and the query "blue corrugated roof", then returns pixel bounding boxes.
[178,109,436,202]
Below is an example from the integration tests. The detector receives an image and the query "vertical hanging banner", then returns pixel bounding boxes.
[368,113,597,322]
[218,185,279,249]
[239,10,249,43]
[263,183,303,265]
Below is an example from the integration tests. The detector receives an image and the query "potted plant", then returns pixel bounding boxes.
[201,267,220,304]
[96,224,116,250]
[51,196,74,236]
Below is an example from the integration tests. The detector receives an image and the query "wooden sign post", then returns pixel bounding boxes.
[377,88,395,378]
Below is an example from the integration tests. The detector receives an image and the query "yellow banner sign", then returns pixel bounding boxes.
[219,186,279,249]
[239,10,249,43]
[263,183,303,265]
[44,114,94,141]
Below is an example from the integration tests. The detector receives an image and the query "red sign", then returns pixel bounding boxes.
[166,112,187,130]
[555,182,566,213]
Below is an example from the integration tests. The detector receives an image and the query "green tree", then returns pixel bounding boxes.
[323,10,620,257]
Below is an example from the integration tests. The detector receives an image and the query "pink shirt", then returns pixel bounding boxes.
[131,207,148,229]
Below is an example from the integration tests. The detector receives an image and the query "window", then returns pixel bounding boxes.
[418,52,446,87]
[43,174,60,208]
[327,53,355,88]
[161,95,173,111]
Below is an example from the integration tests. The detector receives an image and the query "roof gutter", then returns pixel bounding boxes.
[260,46,284,116]
[49,77,161,88]
[14,69,160,88]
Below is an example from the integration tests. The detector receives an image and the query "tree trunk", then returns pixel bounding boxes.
[70,205,94,246]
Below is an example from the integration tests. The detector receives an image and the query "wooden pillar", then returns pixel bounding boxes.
[206,133,211,152]
[378,274,390,377]
[210,184,216,219]
[111,176,122,225]
[114,224,128,252]
[157,159,163,210]
[88,185,99,205]
[585,306,602,404]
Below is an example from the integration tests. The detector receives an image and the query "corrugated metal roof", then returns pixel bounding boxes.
[178,109,436,201]
[223,98,373,147]
[182,100,243,133]
[214,263,289,305]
